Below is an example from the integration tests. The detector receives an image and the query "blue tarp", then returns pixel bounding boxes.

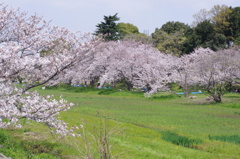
[97,87,112,89]
[191,92,203,94]
[103,87,112,89]
[177,92,203,95]
[177,92,185,95]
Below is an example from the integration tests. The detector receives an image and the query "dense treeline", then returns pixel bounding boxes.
[180,5,240,54]
[95,4,240,56]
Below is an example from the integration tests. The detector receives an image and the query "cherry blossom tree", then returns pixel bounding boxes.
[106,40,177,94]
[63,40,178,95]
[177,47,240,102]
[0,3,100,135]
[174,48,205,97]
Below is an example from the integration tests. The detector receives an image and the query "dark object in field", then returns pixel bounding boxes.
[237,88,240,93]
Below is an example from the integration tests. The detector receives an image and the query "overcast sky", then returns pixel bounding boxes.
[1,0,239,34]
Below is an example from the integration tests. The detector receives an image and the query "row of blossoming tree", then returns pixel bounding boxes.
[1,3,240,135]
[63,40,240,103]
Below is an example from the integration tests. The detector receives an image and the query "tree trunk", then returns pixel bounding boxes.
[126,81,133,91]
[184,75,189,97]
[112,81,117,88]
[213,93,222,103]
[90,80,95,88]
[227,81,233,92]
[184,87,188,97]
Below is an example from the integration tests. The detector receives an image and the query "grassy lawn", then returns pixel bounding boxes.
[1,86,240,158]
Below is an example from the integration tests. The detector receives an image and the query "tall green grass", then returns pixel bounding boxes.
[162,131,203,148]
[209,135,240,144]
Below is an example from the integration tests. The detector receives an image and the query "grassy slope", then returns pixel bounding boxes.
[38,87,240,159]
[1,86,240,158]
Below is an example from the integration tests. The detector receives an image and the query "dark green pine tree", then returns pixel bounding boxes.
[94,13,121,41]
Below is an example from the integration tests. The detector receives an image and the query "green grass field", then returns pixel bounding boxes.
[1,86,240,158]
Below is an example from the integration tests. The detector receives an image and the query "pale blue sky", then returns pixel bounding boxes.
[1,0,239,34]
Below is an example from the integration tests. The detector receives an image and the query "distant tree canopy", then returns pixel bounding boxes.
[94,5,240,53]
[94,13,121,41]
[179,5,240,54]
[117,22,139,38]
[229,7,240,44]
[185,5,240,53]
[183,20,227,53]
[210,4,232,36]
[95,15,143,41]
[123,33,152,44]
[152,21,190,56]
[160,21,190,34]
[117,22,152,44]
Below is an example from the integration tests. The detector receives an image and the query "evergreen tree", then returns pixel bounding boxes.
[94,13,120,41]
